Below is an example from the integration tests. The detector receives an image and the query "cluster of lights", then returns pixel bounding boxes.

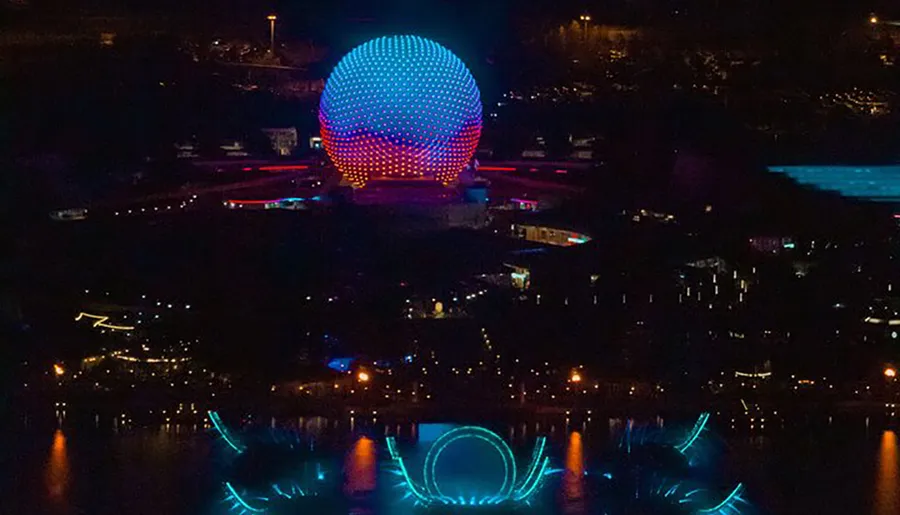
[319,35,482,187]
[403,290,487,319]
[74,312,135,332]
[56,335,225,397]
[109,350,191,364]
[113,195,199,217]
[76,291,194,336]
[864,316,900,325]
[282,347,653,406]
[734,371,772,379]
[224,196,322,210]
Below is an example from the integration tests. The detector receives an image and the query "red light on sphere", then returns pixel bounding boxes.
[318,35,483,188]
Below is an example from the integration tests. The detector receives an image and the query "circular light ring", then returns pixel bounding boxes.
[422,426,516,502]
[319,35,483,188]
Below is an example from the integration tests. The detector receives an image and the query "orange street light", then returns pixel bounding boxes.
[871,15,879,25]
[53,363,65,376]
[267,14,278,53]
[358,371,370,383]
[885,367,897,379]
[570,371,583,383]
[578,14,591,38]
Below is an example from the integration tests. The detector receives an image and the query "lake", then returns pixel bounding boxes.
[2,413,898,515]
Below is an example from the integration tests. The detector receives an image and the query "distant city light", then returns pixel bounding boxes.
[735,371,772,378]
[570,372,583,383]
[74,312,135,332]
[53,364,65,376]
[357,371,370,383]
[871,15,879,24]
[885,367,897,379]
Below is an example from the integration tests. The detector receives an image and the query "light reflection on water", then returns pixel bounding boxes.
[345,436,377,496]
[563,431,586,514]
[21,417,900,515]
[45,429,70,506]
[874,430,899,515]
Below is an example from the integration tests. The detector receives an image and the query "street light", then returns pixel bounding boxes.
[570,371,583,383]
[358,371,370,383]
[579,14,592,39]
[885,367,897,379]
[53,363,65,377]
[870,15,879,25]
[267,14,278,53]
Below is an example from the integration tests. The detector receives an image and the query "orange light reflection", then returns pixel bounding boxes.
[564,431,585,502]
[45,429,70,503]
[874,430,899,515]
[345,436,376,495]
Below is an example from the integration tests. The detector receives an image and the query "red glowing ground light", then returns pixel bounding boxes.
[318,35,483,188]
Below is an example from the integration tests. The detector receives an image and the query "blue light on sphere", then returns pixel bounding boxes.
[319,35,483,188]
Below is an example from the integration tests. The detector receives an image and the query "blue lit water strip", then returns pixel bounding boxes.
[513,437,548,501]
[386,436,432,504]
[224,482,267,513]
[517,437,545,488]
[698,484,745,513]
[209,411,246,454]
[513,456,550,501]
[767,166,900,202]
[676,412,710,454]
[272,484,292,499]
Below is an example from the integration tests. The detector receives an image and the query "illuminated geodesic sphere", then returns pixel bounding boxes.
[319,35,483,187]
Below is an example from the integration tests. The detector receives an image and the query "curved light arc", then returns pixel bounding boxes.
[209,411,246,454]
[388,426,549,507]
[423,429,516,502]
[676,412,710,454]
